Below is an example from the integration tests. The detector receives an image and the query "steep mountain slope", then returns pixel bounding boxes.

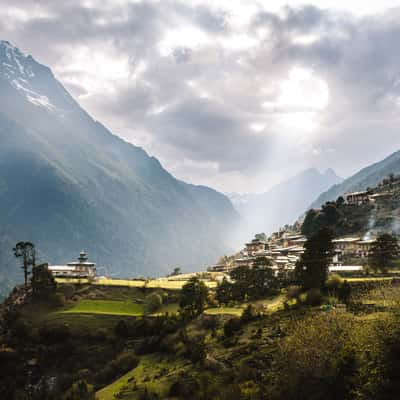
[229,168,341,240]
[309,150,400,210]
[0,40,238,286]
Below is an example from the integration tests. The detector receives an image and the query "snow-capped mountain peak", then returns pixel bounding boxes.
[0,41,81,114]
[0,41,62,112]
[0,40,35,80]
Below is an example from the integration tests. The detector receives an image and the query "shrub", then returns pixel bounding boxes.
[186,339,206,364]
[241,304,256,323]
[299,292,307,304]
[271,313,355,400]
[12,319,30,341]
[96,352,139,385]
[94,328,108,341]
[223,317,242,337]
[145,292,163,314]
[61,284,75,300]
[201,315,218,331]
[169,376,200,397]
[338,280,352,304]
[114,320,129,338]
[54,293,66,307]
[286,285,302,301]
[326,274,343,293]
[39,324,71,345]
[305,289,323,306]
[63,380,95,400]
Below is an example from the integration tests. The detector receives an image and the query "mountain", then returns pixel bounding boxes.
[0,40,238,288]
[229,168,342,240]
[309,150,400,210]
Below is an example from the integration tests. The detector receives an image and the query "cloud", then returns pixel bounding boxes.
[1,1,400,192]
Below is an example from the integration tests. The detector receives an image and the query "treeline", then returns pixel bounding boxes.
[301,196,373,238]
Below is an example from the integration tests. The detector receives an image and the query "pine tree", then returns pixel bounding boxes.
[295,227,334,290]
[370,233,400,273]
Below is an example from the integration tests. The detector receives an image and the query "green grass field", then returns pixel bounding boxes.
[96,355,189,400]
[61,299,144,316]
[205,306,243,316]
[42,312,133,332]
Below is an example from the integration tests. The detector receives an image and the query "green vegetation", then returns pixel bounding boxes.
[4,236,400,400]
[61,299,144,316]
[144,292,163,314]
[215,263,280,305]
[302,198,372,238]
[13,241,36,286]
[370,233,400,273]
[96,355,189,400]
[180,277,209,318]
[295,227,334,290]
[31,263,57,301]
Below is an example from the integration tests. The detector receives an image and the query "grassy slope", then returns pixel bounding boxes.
[96,355,190,400]
[205,294,286,316]
[14,283,397,400]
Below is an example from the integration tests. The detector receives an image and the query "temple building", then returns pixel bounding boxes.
[346,191,371,205]
[48,251,97,278]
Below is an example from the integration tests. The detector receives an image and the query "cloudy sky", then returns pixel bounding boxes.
[2,0,400,193]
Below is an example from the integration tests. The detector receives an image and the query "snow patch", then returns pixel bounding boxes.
[11,78,56,112]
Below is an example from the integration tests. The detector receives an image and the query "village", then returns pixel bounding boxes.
[47,183,400,284]
[208,185,400,277]
[208,230,375,276]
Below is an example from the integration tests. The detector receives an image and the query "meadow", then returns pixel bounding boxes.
[96,355,189,400]
[61,299,144,316]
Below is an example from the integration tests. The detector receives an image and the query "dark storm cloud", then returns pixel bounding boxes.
[2,1,400,191]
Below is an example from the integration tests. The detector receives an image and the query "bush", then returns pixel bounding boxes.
[241,304,256,323]
[326,274,343,293]
[54,293,66,307]
[94,328,108,342]
[223,317,242,337]
[271,313,355,400]
[338,280,352,304]
[12,319,30,341]
[61,284,75,300]
[63,380,95,400]
[286,285,302,301]
[186,339,206,364]
[39,324,71,345]
[145,293,163,314]
[115,320,129,338]
[169,376,200,397]
[96,352,139,385]
[305,289,323,306]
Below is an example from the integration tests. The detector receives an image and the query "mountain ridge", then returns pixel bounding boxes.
[229,167,342,241]
[309,150,400,210]
[0,40,238,287]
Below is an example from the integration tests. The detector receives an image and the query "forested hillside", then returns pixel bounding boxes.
[310,150,400,209]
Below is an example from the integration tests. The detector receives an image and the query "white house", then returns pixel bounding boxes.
[49,251,97,278]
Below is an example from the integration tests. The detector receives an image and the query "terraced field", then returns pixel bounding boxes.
[55,277,217,290]
[61,299,144,316]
